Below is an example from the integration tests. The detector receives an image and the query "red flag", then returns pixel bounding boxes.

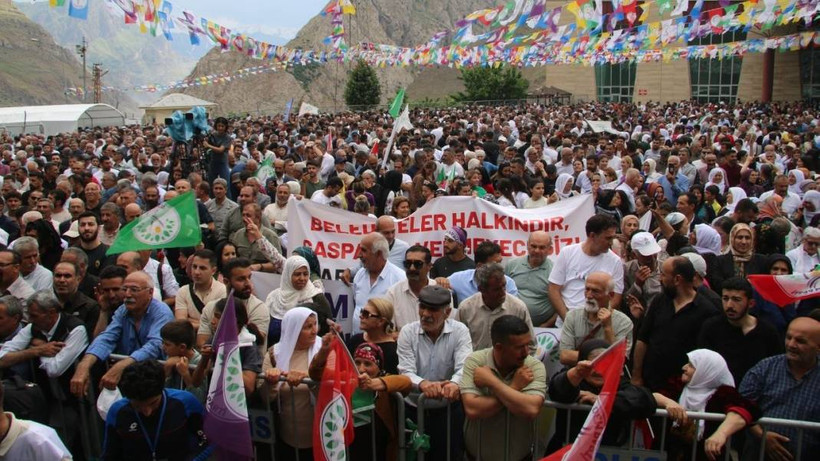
[370,139,380,156]
[748,273,820,307]
[313,337,360,461]
[326,132,333,151]
[541,339,628,461]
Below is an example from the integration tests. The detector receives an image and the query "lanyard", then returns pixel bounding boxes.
[134,391,167,461]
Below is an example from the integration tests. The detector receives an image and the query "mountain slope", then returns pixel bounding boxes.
[15,1,205,106]
[176,0,547,114]
[0,0,86,106]
[0,0,142,119]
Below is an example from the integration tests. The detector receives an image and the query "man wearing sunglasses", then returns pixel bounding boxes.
[385,245,451,330]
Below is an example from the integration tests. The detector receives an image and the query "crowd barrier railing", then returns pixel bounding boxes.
[90,355,407,461]
[414,397,820,461]
[92,355,820,461]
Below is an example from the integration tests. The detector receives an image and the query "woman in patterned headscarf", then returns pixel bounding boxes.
[309,338,411,461]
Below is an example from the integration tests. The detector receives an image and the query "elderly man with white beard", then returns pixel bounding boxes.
[557,271,634,366]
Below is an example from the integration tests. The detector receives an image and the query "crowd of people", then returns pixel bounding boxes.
[0,99,818,460]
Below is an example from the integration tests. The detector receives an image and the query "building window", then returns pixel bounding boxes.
[595,62,637,102]
[688,30,746,103]
[800,46,820,102]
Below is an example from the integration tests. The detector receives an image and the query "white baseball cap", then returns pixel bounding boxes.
[630,232,661,256]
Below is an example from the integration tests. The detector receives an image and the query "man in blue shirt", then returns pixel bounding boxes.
[739,317,820,460]
[439,241,517,308]
[656,154,689,206]
[70,271,174,398]
[103,360,208,460]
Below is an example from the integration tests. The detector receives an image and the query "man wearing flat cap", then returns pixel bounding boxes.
[398,285,472,460]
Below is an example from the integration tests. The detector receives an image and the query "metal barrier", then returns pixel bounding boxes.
[60,352,820,461]
[87,355,408,461]
[413,397,820,461]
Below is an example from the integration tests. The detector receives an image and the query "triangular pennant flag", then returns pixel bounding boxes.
[388,88,405,118]
[203,291,254,459]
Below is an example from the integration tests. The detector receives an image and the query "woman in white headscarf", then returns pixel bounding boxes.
[265,255,330,345]
[263,307,322,459]
[801,190,820,226]
[788,169,806,198]
[707,167,728,194]
[690,224,722,256]
[723,187,747,214]
[642,159,663,183]
[550,173,576,202]
[654,349,760,461]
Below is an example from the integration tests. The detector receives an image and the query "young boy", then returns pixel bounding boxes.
[160,320,206,402]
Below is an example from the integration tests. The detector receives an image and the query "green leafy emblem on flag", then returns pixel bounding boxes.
[320,392,349,461]
[107,191,202,255]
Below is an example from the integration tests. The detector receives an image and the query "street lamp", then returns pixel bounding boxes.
[75,37,87,101]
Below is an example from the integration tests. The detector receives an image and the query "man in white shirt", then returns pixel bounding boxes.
[397,285,472,461]
[548,215,624,325]
[310,177,343,206]
[0,292,88,381]
[787,227,820,273]
[616,168,642,213]
[385,245,449,330]
[12,237,52,292]
[435,147,464,182]
[0,380,72,460]
[352,233,406,334]
[759,174,802,216]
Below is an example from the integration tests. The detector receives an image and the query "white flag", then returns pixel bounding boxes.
[395,105,413,132]
[298,102,319,116]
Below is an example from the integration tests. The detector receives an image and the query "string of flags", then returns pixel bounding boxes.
[52,0,820,95]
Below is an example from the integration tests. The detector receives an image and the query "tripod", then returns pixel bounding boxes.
[170,133,205,179]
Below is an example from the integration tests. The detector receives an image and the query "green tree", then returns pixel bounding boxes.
[344,60,381,109]
[454,65,530,102]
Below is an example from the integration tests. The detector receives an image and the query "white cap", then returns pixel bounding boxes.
[665,212,686,226]
[63,220,80,239]
[497,136,508,143]
[682,252,707,278]
[630,232,661,256]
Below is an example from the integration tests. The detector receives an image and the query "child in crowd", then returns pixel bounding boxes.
[160,319,206,402]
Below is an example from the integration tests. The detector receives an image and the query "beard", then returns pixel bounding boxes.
[662,284,678,299]
[584,298,600,313]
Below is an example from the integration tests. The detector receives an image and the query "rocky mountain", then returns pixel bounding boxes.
[175,0,547,114]
[15,0,208,109]
[0,0,144,118]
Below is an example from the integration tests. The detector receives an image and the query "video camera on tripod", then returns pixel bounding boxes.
[164,106,211,177]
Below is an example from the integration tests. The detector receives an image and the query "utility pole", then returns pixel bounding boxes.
[75,37,87,101]
[92,63,108,104]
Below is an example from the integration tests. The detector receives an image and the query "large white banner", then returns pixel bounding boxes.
[287,194,595,279]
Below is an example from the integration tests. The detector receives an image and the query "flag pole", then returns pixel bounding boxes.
[327,319,357,366]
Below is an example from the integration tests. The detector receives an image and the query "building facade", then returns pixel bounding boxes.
[543,1,816,103]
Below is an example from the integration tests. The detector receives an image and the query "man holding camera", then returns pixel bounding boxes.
[657,154,690,206]
[202,117,232,184]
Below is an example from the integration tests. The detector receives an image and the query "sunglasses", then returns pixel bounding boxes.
[359,310,381,320]
[403,260,425,270]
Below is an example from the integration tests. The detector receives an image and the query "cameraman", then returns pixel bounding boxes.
[202,117,232,184]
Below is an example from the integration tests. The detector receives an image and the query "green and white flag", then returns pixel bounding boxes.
[255,155,276,184]
[388,88,405,118]
[106,192,202,255]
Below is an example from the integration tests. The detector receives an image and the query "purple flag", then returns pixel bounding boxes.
[204,291,253,459]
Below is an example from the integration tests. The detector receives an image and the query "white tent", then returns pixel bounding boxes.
[0,104,126,137]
